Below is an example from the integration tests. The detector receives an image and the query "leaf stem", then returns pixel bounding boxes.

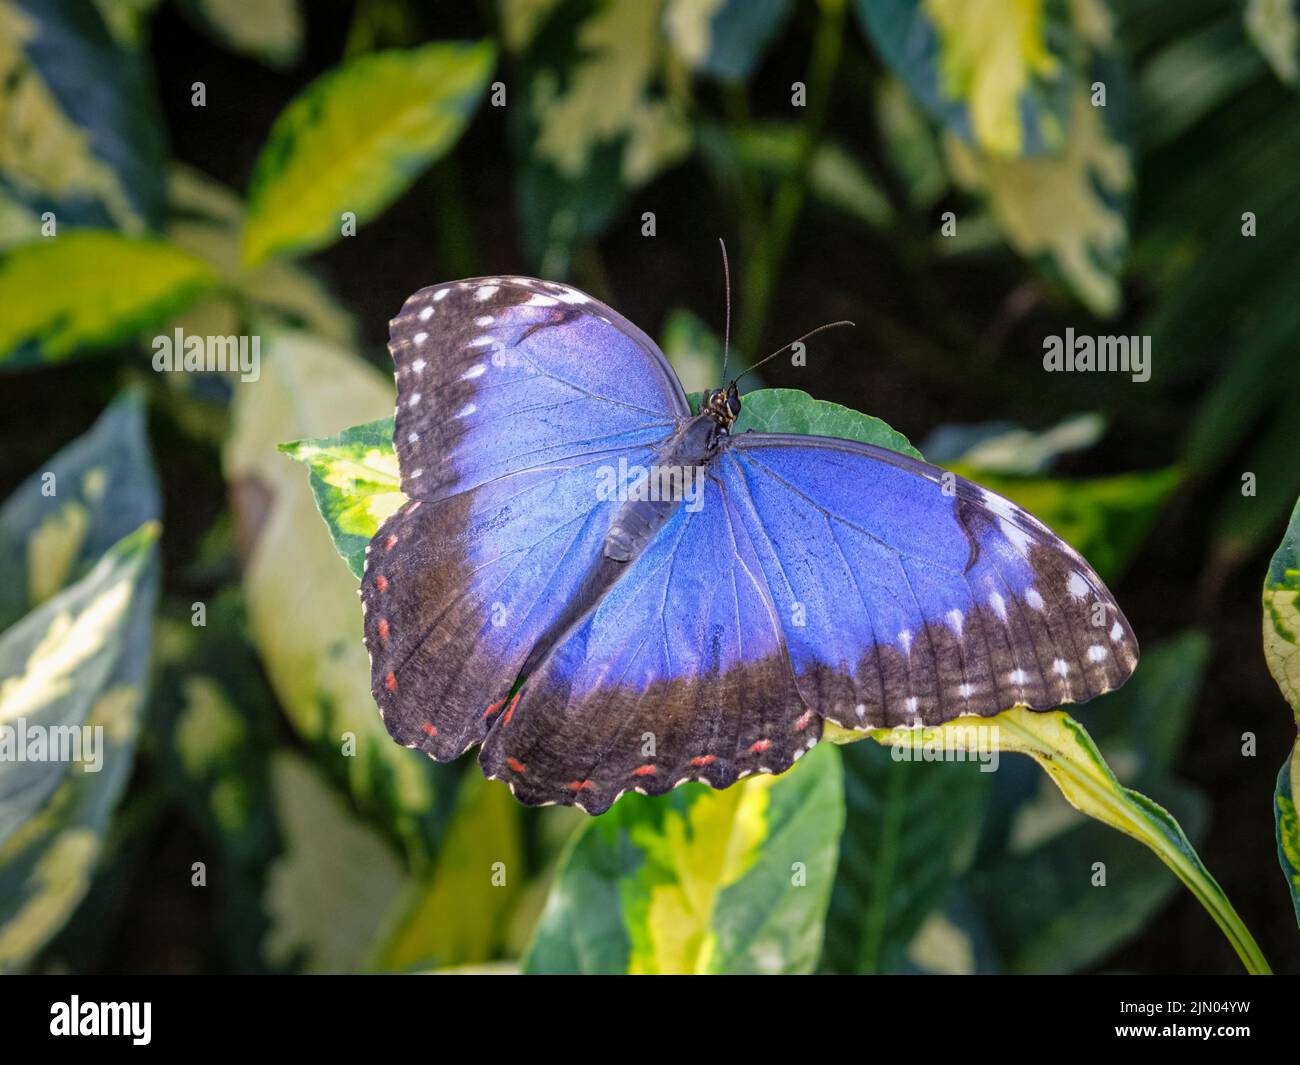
[997,714,1272,975]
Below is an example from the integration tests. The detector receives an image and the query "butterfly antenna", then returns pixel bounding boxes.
[732,320,855,386]
[719,237,732,385]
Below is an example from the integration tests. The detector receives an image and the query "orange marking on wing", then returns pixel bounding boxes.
[502,692,521,726]
[632,764,657,777]
[566,779,594,792]
[406,501,422,514]
[794,709,814,731]
[377,618,389,642]
[376,574,389,592]
[506,757,527,774]
[689,755,716,767]
[385,672,397,692]
[751,738,772,753]
[384,534,398,552]
[421,722,437,737]
[482,699,505,719]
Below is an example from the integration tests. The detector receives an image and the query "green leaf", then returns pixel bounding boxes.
[823,743,989,973]
[734,387,923,458]
[945,76,1133,316]
[280,418,405,580]
[0,521,159,972]
[1275,743,1300,926]
[0,389,160,628]
[926,411,1106,475]
[225,330,435,836]
[855,0,1076,157]
[968,783,1206,973]
[949,465,1180,581]
[1263,494,1300,926]
[242,40,496,266]
[166,165,357,350]
[826,708,1270,974]
[374,773,523,971]
[262,752,406,973]
[663,0,793,80]
[523,743,843,974]
[1244,0,1300,87]
[1263,495,1300,715]
[0,231,216,368]
[508,0,690,272]
[182,0,303,68]
[715,122,894,229]
[0,0,166,230]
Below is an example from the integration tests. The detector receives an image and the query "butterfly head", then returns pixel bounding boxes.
[702,382,741,431]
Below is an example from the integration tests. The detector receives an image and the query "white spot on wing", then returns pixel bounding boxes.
[408,392,422,408]
[1025,587,1045,610]
[999,516,1035,555]
[947,608,964,635]
[411,358,426,373]
[412,331,428,345]
[1052,659,1070,677]
[462,363,486,380]
[457,403,476,418]
[1087,645,1108,662]
[418,305,434,321]
[1067,571,1090,599]
[1110,620,1124,641]
[988,591,1007,620]
[474,285,498,301]
[475,315,494,326]
[433,288,450,301]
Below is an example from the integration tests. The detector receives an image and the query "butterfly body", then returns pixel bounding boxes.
[363,276,1138,813]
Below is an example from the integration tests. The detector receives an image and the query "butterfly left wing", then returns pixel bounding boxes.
[478,473,816,813]
[718,433,1138,730]
[365,277,690,762]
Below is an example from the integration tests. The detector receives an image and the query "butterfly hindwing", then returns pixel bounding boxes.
[478,474,817,813]
[720,433,1138,730]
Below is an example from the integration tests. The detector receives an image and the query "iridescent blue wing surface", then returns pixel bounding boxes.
[717,433,1138,730]
[362,278,690,760]
[478,471,815,814]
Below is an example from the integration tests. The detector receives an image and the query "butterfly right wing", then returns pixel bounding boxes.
[365,277,690,760]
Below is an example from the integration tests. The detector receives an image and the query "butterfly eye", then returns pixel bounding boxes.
[727,392,741,417]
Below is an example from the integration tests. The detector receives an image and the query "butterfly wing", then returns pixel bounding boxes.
[364,278,690,760]
[478,473,815,813]
[718,433,1138,730]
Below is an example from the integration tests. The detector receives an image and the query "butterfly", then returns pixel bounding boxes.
[362,276,1138,814]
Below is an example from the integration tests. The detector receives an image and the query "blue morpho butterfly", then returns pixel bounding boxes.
[362,275,1138,813]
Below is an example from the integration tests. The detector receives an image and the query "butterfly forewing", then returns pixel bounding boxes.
[365,277,689,760]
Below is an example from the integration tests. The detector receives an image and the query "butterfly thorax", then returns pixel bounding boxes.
[602,414,718,563]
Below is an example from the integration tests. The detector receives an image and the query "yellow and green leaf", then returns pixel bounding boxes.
[945,80,1133,316]
[523,743,843,974]
[663,0,793,81]
[0,521,159,972]
[1244,0,1300,87]
[1263,494,1300,925]
[280,418,405,580]
[374,772,524,971]
[855,0,1078,157]
[506,0,691,272]
[0,231,216,368]
[824,709,1269,973]
[261,752,406,973]
[242,39,496,266]
[0,0,166,231]
[0,389,160,628]
[182,0,303,69]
